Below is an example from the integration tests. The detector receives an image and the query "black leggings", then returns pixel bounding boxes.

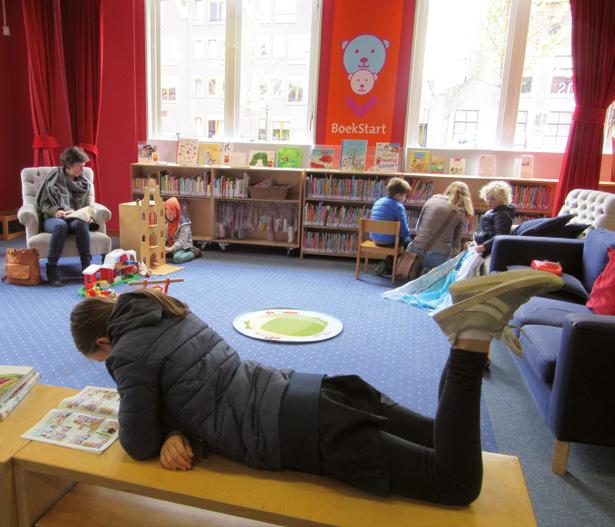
[382,348,485,505]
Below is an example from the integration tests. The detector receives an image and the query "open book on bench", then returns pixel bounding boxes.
[22,386,119,454]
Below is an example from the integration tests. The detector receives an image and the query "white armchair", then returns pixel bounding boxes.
[558,188,615,231]
[18,167,112,260]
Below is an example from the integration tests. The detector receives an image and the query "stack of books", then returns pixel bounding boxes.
[0,365,39,421]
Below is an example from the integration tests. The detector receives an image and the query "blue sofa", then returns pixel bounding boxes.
[490,229,615,474]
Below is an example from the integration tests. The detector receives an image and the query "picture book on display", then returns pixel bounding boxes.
[276,147,303,168]
[221,142,234,165]
[197,143,221,165]
[520,154,534,179]
[248,150,275,167]
[176,138,199,165]
[340,139,368,171]
[22,386,120,454]
[478,155,496,177]
[0,366,38,421]
[429,155,446,173]
[373,142,400,172]
[449,157,466,175]
[137,142,156,164]
[310,147,335,169]
[409,150,430,173]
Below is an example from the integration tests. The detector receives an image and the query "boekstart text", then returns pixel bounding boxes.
[330,123,387,134]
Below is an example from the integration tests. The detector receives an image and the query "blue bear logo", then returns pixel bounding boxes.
[342,34,390,75]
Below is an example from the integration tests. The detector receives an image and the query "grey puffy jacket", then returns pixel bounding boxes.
[105,292,292,469]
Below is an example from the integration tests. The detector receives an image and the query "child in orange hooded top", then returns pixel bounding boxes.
[164,197,201,263]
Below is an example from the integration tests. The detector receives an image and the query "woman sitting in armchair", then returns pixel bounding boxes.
[35,146,94,287]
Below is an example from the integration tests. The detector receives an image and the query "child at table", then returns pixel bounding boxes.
[69,270,561,504]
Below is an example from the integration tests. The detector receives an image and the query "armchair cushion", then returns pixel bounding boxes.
[512,296,592,328]
[582,228,615,291]
[512,214,588,238]
[520,324,562,384]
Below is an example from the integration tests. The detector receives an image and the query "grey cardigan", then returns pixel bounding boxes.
[411,194,465,256]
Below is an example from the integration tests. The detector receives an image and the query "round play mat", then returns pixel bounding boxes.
[232,308,343,343]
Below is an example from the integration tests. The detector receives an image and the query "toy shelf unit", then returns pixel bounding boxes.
[130,163,213,243]
[212,167,303,249]
[301,169,413,258]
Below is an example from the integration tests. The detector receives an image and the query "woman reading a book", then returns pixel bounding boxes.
[69,270,562,504]
[408,181,474,273]
[36,146,94,287]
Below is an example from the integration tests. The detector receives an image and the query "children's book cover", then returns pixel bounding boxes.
[373,142,400,172]
[409,150,430,173]
[248,150,275,167]
[449,157,466,175]
[520,154,534,179]
[176,138,199,165]
[221,143,234,165]
[197,143,221,165]
[310,147,335,169]
[340,139,368,171]
[478,155,496,177]
[429,155,446,173]
[276,147,303,168]
[137,142,156,164]
[0,365,34,405]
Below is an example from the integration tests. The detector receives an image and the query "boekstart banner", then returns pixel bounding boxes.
[316,0,416,147]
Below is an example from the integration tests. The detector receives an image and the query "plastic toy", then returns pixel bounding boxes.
[80,249,142,297]
[128,277,184,294]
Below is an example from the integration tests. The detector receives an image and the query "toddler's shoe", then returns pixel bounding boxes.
[433,270,563,348]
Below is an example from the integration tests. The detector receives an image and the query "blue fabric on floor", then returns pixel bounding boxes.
[0,240,497,452]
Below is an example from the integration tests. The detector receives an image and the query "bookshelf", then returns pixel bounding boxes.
[301,169,413,257]
[130,164,303,250]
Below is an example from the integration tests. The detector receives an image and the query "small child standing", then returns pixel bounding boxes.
[369,177,412,275]
[165,197,202,264]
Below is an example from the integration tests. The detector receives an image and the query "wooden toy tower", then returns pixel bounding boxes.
[119,178,166,269]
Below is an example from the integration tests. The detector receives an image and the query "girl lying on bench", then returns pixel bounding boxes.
[69,270,561,506]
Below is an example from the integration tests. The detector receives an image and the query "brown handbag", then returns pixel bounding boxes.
[395,209,458,282]
[2,248,41,286]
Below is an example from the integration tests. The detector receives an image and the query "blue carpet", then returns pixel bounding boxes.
[0,240,497,452]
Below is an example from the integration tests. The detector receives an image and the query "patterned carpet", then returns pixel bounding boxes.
[0,238,496,451]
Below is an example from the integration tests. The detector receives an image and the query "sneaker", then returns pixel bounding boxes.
[190,246,202,258]
[433,270,563,347]
[374,261,386,276]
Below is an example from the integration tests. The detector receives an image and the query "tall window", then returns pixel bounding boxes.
[544,111,572,148]
[417,0,509,148]
[149,0,316,142]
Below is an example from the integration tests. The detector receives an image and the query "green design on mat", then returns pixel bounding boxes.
[261,315,327,336]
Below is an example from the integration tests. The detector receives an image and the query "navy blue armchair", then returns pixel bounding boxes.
[489,233,615,474]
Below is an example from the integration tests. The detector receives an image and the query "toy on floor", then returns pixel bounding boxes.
[233,309,343,343]
[128,277,184,294]
[80,249,142,297]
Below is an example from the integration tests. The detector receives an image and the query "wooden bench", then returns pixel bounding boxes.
[0,210,25,241]
[13,437,537,527]
[0,385,74,527]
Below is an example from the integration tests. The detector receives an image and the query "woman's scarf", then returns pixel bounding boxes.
[165,197,182,241]
[36,167,90,212]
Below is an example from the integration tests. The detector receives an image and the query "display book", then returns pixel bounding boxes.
[0,365,39,421]
[21,386,120,454]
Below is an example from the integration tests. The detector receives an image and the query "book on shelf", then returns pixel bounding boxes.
[478,155,496,177]
[276,147,303,168]
[305,174,387,201]
[197,143,221,165]
[302,231,357,255]
[310,147,335,169]
[21,386,120,454]
[176,138,199,165]
[340,139,368,171]
[407,180,434,203]
[511,183,552,210]
[304,203,369,228]
[248,150,275,167]
[429,155,446,173]
[408,150,430,173]
[137,142,156,164]
[520,155,534,179]
[221,143,234,165]
[373,142,401,172]
[0,365,38,420]
[449,157,466,175]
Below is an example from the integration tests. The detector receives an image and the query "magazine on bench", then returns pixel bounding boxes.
[21,386,120,454]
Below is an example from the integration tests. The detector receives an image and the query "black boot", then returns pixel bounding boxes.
[80,255,92,272]
[46,264,63,287]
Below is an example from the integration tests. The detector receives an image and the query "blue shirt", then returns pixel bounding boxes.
[369,196,410,244]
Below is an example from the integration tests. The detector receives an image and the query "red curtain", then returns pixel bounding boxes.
[552,0,615,214]
[60,0,104,200]
[21,0,64,166]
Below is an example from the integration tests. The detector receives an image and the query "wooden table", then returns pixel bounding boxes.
[0,385,75,527]
[13,439,537,527]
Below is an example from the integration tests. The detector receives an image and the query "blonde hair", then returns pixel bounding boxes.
[387,177,411,197]
[70,289,189,356]
[443,181,474,217]
[479,181,512,206]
